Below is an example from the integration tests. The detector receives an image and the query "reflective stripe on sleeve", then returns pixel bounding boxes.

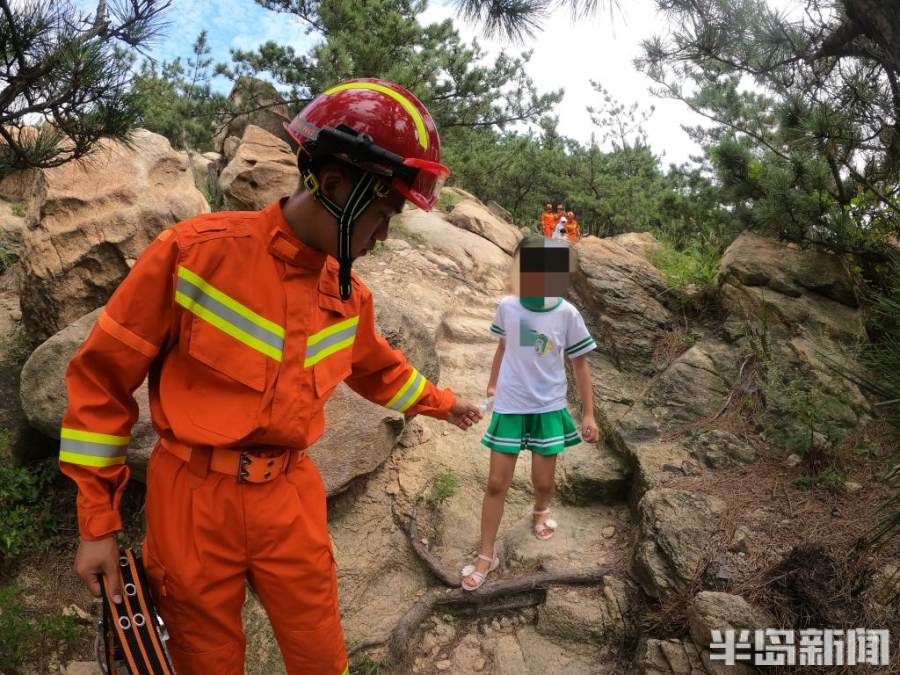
[385,368,428,413]
[59,428,129,467]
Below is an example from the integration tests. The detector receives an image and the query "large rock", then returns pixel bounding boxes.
[571,237,673,374]
[19,308,403,494]
[537,587,605,643]
[19,308,156,467]
[687,591,775,648]
[719,231,858,307]
[634,638,707,675]
[19,129,209,341]
[218,125,299,211]
[214,77,295,153]
[391,207,509,288]
[686,429,757,470]
[557,443,631,505]
[448,198,522,255]
[718,231,865,342]
[309,384,402,495]
[633,488,727,598]
[642,340,739,430]
[609,232,663,260]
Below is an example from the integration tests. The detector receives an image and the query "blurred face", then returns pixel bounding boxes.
[511,241,572,298]
[556,204,564,214]
[545,203,552,212]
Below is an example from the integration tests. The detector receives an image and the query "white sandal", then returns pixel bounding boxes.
[533,508,558,540]
[461,553,499,591]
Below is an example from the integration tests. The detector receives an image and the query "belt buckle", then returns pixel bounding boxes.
[237,451,285,484]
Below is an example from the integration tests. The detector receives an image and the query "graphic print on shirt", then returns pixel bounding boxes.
[519,318,555,357]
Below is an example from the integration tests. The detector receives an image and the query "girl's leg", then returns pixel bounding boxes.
[531,453,558,536]
[463,451,518,586]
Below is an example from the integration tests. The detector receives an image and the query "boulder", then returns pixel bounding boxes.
[439,311,495,344]
[218,125,299,211]
[719,231,858,307]
[19,308,403,494]
[571,237,673,374]
[214,77,295,152]
[19,129,209,341]
[635,638,706,674]
[448,199,522,255]
[685,429,757,470]
[687,591,775,650]
[557,443,631,505]
[491,634,528,675]
[515,626,601,673]
[537,587,604,643]
[633,488,727,598]
[391,207,509,288]
[718,231,865,343]
[375,296,441,384]
[642,340,739,430]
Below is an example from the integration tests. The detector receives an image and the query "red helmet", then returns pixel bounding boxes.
[285,78,449,210]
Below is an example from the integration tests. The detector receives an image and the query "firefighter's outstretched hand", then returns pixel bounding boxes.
[75,536,123,604]
[447,399,482,430]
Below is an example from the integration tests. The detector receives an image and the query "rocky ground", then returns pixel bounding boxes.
[0,124,896,674]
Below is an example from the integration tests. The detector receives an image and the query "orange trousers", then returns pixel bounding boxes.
[142,444,348,674]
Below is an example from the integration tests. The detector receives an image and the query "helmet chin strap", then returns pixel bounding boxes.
[303,167,378,301]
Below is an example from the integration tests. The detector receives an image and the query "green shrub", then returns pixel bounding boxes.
[0,458,60,561]
[648,241,719,291]
[0,246,17,274]
[0,585,80,672]
[427,470,459,505]
[436,190,463,214]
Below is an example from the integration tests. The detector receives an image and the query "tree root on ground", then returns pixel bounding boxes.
[405,505,460,587]
[348,564,610,663]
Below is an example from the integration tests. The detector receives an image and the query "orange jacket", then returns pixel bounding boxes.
[60,200,455,540]
[541,212,556,238]
[565,219,580,243]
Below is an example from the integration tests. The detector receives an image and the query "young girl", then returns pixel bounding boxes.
[462,236,599,590]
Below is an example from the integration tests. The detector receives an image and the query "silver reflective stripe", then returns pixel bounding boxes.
[390,371,424,411]
[176,277,284,350]
[60,438,126,457]
[305,324,358,360]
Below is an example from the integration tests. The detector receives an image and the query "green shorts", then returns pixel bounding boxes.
[481,409,581,456]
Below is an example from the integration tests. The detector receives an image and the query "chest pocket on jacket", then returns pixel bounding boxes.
[186,316,269,440]
[176,263,284,440]
[307,293,359,399]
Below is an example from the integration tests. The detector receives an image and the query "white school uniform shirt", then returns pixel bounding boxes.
[488,296,597,414]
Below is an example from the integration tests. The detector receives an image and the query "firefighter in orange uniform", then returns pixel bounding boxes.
[61,79,483,675]
[565,210,580,243]
[540,202,556,238]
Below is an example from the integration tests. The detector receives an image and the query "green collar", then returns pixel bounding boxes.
[519,297,562,312]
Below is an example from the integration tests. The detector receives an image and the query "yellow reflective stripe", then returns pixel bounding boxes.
[175,290,284,361]
[60,428,129,446]
[177,266,285,338]
[59,451,127,468]
[307,316,360,347]
[397,375,427,413]
[304,336,356,368]
[385,369,419,410]
[324,82,428,150]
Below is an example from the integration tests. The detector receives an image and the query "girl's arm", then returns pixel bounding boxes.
[571,354,599,442]
[486,339,505,396]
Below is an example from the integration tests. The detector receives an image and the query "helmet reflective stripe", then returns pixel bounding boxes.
[323,82,429,150]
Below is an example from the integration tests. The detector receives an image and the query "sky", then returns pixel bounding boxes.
[71,0,797,165]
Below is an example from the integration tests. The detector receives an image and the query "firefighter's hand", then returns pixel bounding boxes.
[447,399,482,430]
[75,536,123,604]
